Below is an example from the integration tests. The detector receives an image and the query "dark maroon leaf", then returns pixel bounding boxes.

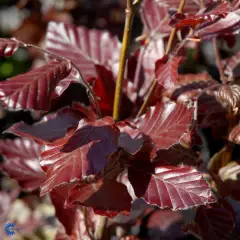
[219,161,240,200]
[0,38,21,57]
[0,139,45,191]
[46,21,121,79]
[128,143,156,198]
[40,117,119,195]
[65,179,132,218]
[194,203,235,240]
[146,209,184,239]
[155,55,184,89]
[117,121,144,155]
[156,144,198,166]
[50,185,77,235]
[198,93,228,129]
[216,84,240,109]
[0,60,71,111]
[6,106,87,144]
[133,101,194,150]
[142,165,215,210]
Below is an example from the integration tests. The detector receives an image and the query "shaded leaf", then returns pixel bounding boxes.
[6,106,90,144]
[40,117,119,195]
[133,101,194,150]
[194,203,235,240]
[46,21,121,79]
[0,60,71,111]
[155,55,184,89]
[216,84,240,109]
[142,165,216,210]
[0,139,45,191]
[65,179,132,218]
[219,161,240,200]
[50,185,77,235]
[0,38,21,57]
[117,121,144,155]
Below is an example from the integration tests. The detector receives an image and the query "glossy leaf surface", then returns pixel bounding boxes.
[134,101,194,150]
[0,60,71,110]
[0,139,45,191]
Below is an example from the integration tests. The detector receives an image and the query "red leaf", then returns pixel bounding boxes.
[0,139,45,191]
[170,1,232,29]
[229,124,240,144]
[133,101,194,150]
[50,185,77,235]
[194,204,235,240]
[140,0,171,35]
[155,0,212,14]
[197,11,240,39]
[0,60,71,111]
[65,179,132,218]
[40,117,119,195]
[46,21,121,79]
[117,121,144,155]
[52,68,81,99]
[6,106,88,144]
[143,166,215,210]
[0,38,21,57]
[155,55,184,89]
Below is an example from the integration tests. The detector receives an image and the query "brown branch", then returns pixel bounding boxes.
[113,0,140,121]
[136,0,186,117]
[212,37,227,84]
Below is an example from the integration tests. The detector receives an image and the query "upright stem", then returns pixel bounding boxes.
[113,0,135,121]
[212,38,227,84]
[94,215,108,240]
[136,0,186,117]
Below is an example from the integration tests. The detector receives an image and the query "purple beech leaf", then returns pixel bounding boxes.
[155,0,212,14]
[142,165,216,210]
[65,179,132,218]
[197,11,240,39]
[6,106,90,144]
[155,55,184,89]
[0,38,21,57]
[216,84,240,109]
[140,0,171,35]
[0,139,45,191]
[39,117,119,196]
[0,60,71,111]
[194,204,235,240]
[46,21,121,79]
[133,101,195,150]
[117,121,144,155]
